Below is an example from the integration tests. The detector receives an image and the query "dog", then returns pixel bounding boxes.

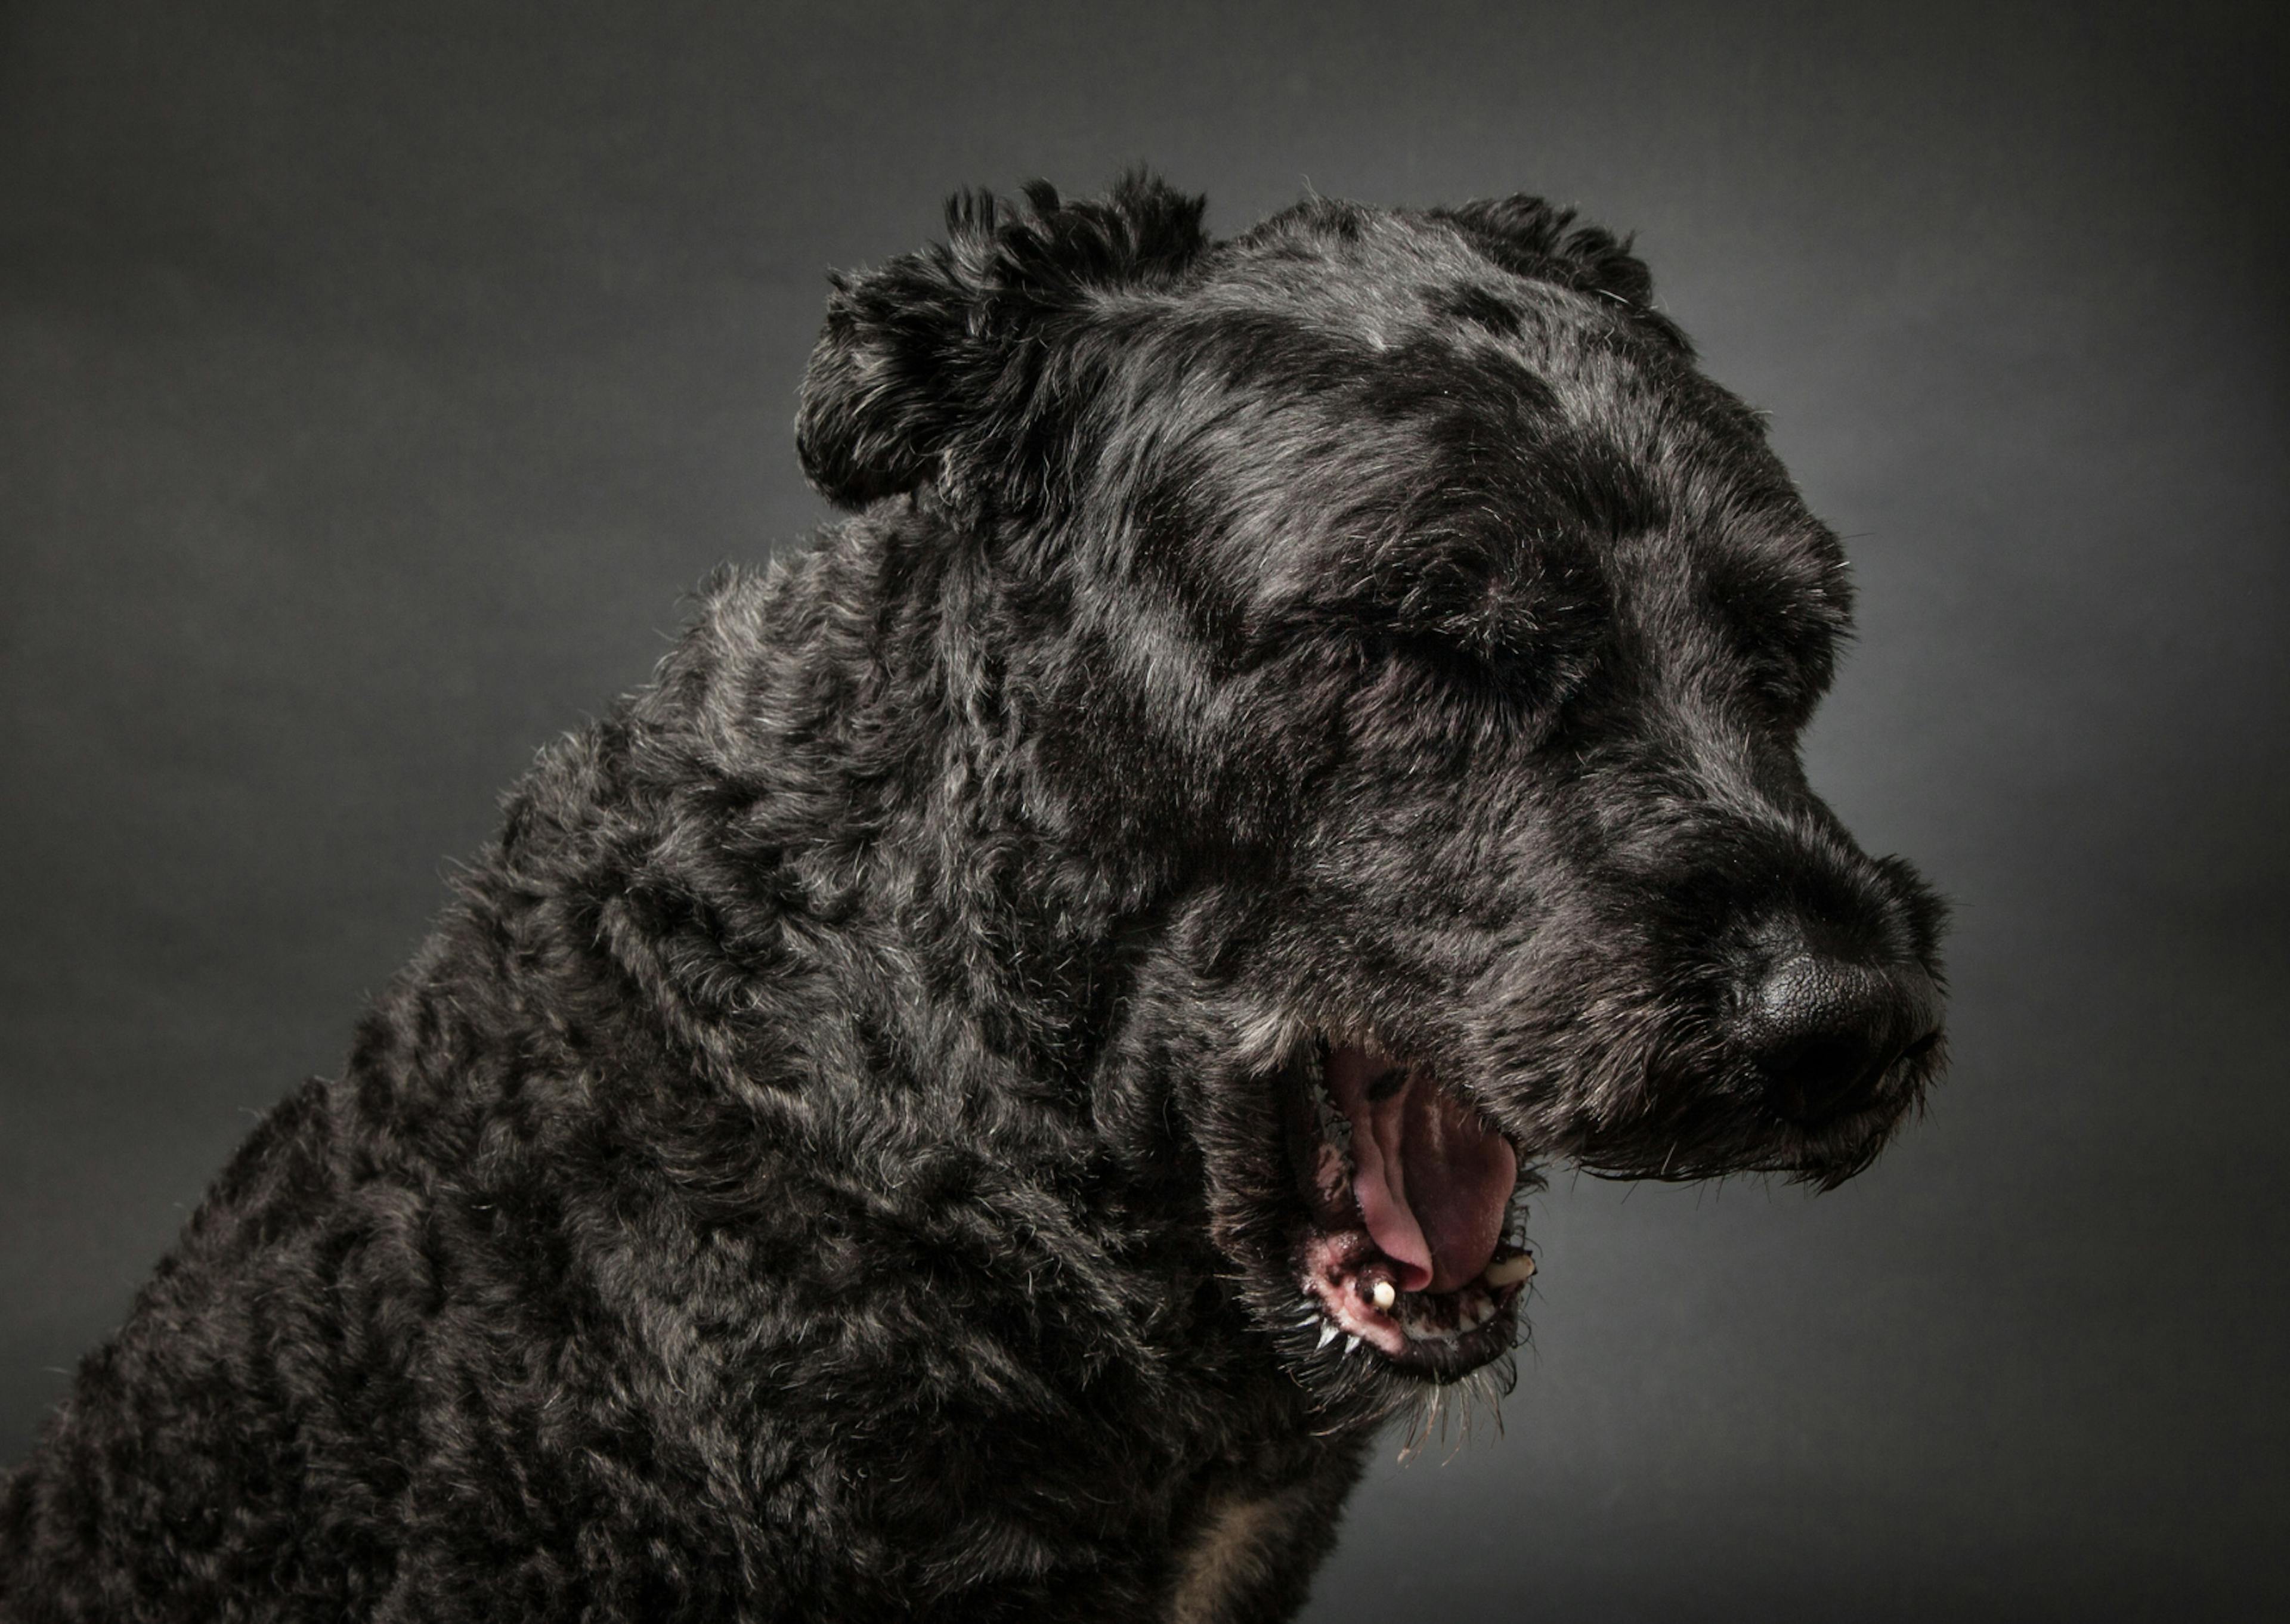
[0,174,1946,1622]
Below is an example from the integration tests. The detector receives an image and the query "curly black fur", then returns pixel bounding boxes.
[0,175,1945,1622]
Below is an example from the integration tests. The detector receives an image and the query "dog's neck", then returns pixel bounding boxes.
[635,501,1166,1095]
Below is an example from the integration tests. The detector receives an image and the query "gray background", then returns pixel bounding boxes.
[2,2,2283,1617]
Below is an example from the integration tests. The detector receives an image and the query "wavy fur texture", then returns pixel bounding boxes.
[1,175,1944,1622]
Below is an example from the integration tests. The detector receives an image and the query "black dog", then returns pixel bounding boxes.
[0,175,1945,1622]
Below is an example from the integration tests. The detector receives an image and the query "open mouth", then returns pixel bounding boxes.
[1283,1038,1536,1376]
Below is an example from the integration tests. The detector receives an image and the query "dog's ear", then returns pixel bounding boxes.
[1431,196,1677,335]
[797,173,1211,511]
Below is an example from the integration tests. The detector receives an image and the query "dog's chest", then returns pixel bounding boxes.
[1163,1487,1307,1624]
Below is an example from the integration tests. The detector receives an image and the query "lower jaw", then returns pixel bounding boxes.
[1298,1227,1534,1368]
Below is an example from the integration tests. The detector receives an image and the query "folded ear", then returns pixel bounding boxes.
[796,173,1211,511]
[1429,196,1681,343]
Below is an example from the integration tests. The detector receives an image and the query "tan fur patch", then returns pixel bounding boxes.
[1166,1489,1302,1624]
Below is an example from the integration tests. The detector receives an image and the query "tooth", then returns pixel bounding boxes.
[1317,1322,1338,1350]
[1344,1334,1361,1355]
[1483,1253,1537,1288]
[1371,1280,1397,1310]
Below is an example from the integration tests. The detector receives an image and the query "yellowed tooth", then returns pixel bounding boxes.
[1370,1279,1397,1310]
[1483,1253,1537,1288]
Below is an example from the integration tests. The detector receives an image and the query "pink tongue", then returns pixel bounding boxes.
[1327,1045,1518,1294]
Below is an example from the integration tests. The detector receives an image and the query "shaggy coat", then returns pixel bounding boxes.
[0,176,1945,1622]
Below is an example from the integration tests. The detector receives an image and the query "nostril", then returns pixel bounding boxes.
[1743,952,1928,1127]
[1760,1030,1892,1126]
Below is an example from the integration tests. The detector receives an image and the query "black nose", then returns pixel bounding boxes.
[1743,953,1941,1126]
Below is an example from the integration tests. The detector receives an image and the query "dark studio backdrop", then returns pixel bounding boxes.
[2,2,2283,1617]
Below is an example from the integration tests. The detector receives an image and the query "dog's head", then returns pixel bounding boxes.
[799,176,1946,1402]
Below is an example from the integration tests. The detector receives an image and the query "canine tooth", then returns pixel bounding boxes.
[1483,1253,1537,1288]
[1370,1280,1397,1310]
[1344,1334,1361,1355]
[1317,1322,1338,1350]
